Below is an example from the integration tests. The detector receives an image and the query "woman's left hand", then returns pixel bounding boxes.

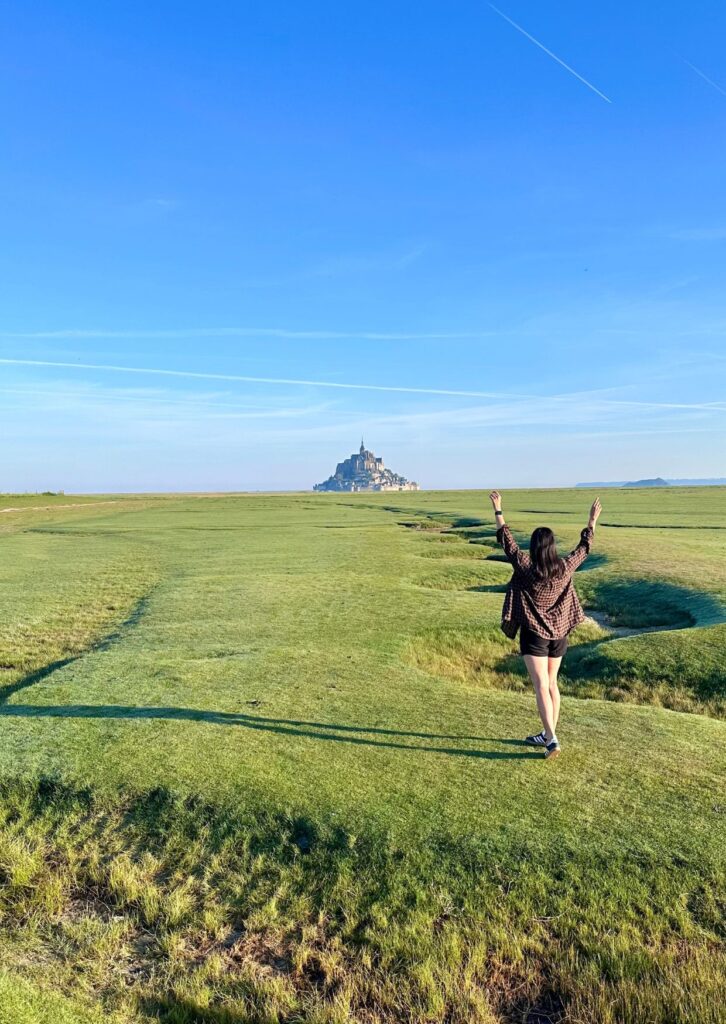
[489,490,502,509]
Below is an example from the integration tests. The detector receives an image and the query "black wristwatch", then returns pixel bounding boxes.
[494,509,503,515]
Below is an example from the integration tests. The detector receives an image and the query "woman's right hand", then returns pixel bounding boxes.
[489,490,502,509]
[588,497,602,526]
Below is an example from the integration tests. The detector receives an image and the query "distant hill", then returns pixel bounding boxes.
[576,478,726,488]
[623,477,670,488]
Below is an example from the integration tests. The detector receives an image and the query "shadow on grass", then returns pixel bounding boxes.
[520,509,579,515]
[0,704,541,760]
[0,656,79,705]
[578,578,725,629]
[601,521,726,530]
[0,594,152,705]
[574,552,608,571]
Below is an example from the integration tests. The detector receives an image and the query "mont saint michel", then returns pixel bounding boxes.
[314,440,419,492]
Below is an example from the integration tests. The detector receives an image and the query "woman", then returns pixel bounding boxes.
[488,491,602,760]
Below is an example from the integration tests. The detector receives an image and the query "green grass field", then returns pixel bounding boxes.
[0,488,724,1023]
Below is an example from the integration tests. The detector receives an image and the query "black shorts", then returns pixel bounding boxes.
[519,625,568,658]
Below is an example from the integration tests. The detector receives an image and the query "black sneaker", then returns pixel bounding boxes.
[545,740,561,760]
[524,730,547,747]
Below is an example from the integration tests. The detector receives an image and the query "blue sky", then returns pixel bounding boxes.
[1,1,725,491]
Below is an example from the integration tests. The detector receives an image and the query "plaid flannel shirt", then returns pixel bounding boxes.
[496,524,594,640]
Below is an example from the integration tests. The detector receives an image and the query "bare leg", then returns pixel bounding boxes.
[548,656,563,730]
[523,655,557,742]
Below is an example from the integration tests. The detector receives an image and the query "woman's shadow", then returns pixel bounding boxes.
[0,702,541,760]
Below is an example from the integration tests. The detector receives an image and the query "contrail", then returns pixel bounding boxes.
[0,357,723,412]
[0,357,522,400]
[488,3,611,104]
[680,56,726,97]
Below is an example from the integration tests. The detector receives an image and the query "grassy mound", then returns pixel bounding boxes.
[406,619,726,717]
[564,624,726,715]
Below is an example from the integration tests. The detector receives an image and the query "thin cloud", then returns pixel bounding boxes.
[213,403,726,449]
[1,357,724,414]
[0,326,491,341]
[680,56,726,97]
[488,3,611,104]
[0,386,333,420]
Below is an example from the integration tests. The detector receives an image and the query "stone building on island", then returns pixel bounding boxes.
[314,440,419,492]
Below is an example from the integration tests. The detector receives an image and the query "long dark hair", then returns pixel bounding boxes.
[529,527,564,580]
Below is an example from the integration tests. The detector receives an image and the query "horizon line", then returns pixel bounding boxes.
[4,480,726,500]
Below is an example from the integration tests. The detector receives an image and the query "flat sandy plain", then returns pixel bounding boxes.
[0,488,724,1024]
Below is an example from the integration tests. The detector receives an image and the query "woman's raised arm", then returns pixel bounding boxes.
[489,490,505,530]
[588,497,602,531]
[490,491,528,570]
[563,497,602,573]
